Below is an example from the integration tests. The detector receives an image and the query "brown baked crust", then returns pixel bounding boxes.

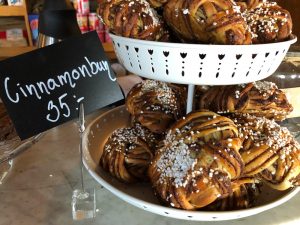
[163,0,251,44]
[100,124,155,183]
[126,80,186,134]
[197,81,293,121]
[242,1,293,43]
[205,177,261,210]
[232,114,300,190]
[148,110,244,209]
[98,0,168,40]
[234,0,262,11]
[147,0,169,8]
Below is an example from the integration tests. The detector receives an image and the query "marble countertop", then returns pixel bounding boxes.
[1,109,300,225]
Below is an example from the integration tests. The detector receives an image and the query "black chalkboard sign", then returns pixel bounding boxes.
[0,31,124,140]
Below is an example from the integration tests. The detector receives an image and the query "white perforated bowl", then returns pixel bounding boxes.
[83,106,300,221]
[109,34,297,85]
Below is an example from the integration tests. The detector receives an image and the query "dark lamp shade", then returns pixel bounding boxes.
[43,0,74,11]
[38,9,81,39]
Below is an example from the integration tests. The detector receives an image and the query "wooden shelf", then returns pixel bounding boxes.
[102,43,116,60]
[102,43,114,51]
[0,6,26,16]
[0,43,115,60]
[0,46,36,58]
[0,1,115,60]
[0,1,33,47]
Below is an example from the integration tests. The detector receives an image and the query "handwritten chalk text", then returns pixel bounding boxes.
[4,57,116,103]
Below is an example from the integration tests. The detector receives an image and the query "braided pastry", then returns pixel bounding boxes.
[100,124,156,183]
[98,0,168,41]
[197,81,293,121]
[132,122,162,149]
[233,0,263,11]
[232,114,300,190]
[126,80,186,134]
[205,177,261,210]
[147,0,168,8]
[242,1,293,43]
[148,110,244,209]
[163,0,251,44]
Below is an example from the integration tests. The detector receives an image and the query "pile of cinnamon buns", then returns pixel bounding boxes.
[99,79,300,210]
[98,0,293,44]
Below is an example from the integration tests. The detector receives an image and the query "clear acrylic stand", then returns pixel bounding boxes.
[72,103,96,220]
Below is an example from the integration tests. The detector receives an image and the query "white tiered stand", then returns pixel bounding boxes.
[82,34,300,221]
[109,33,297,113]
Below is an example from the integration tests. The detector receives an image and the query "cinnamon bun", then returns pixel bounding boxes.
[147,0,168,8]
[163,0,251,44]
[100,124,156,183]
[148,110,244,209]
[232,114,300,190]
[98,0,168,41]
[242,1,293,43]
[197,81,293,121]
[205,177,261,210]
[126,80,186,134]
[234,0,263,11]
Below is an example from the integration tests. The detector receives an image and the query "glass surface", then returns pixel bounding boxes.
[0,134,42,185]
[72,188,96,220]
[0,137,19,185]
[0,159,12,185]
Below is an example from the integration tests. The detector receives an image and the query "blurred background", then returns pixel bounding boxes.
[0,0,113,60]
